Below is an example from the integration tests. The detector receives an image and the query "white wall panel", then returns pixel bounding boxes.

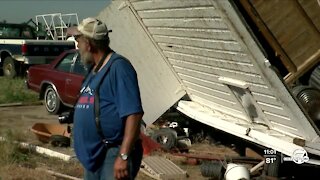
[98,0,319,142]
[97,1,186,125]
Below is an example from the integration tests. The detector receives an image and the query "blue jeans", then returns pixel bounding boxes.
[84,140,143,180]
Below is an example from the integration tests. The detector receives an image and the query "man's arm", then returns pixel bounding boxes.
[114,113,143,179]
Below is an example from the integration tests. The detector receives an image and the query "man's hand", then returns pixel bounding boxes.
[114,157,128,179]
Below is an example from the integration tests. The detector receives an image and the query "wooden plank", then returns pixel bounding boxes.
[261,2,295,31]
[285,32,319,67]
[293,0,320,36]
[148,27,234,40]
[298,0,320,31]
[137,6,218,19]
[152,35,242,52]
[285,49,320,83]
[276,20,305,47]
[142,18,227,29]
[239,0,297,74]
[248,0,320,84]
[131,0,214,11]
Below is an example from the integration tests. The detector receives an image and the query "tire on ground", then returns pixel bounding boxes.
[151,128,177,150]
[49,135,70,147]
[44,85,61,114]
[3,56,18,78]
[200,161,224,179]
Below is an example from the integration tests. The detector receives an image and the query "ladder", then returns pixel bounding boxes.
[35,13,79,40]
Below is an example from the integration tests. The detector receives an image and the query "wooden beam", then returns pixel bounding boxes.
[239,0,297,74]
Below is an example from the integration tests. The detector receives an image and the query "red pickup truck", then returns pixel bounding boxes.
[26,49,87,114]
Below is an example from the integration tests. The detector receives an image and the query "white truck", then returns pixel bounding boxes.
[0,14,77,78]
[97,0,320,178]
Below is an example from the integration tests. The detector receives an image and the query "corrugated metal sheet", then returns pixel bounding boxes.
[128,0,318,139]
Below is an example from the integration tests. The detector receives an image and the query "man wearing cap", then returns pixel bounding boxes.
[68,17,144,180]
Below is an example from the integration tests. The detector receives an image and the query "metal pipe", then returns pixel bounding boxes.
[250,160,265,173]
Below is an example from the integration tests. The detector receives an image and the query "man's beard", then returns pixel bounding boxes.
[80,50,94,65]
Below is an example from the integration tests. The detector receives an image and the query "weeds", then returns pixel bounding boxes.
[0,77,38,104]
[0,130,83,179]
[0,130,35,168]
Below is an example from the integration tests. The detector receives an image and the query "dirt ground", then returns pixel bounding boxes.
[0,104,241,180]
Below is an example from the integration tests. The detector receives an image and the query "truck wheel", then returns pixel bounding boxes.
[3,57,17,78]
[50,135,70,147]
[44,85,61,114]
[151,128,177,150]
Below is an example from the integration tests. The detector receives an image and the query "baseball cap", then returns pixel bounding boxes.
[67,17,111,40]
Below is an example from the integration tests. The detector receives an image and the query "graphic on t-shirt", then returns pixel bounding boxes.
[81,86,93,95]
[77,85,94,109]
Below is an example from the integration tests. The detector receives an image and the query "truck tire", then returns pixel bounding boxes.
[44,85,61,114]
[50,135,70,147]
[3,57,17,78]
[151,128,177,150]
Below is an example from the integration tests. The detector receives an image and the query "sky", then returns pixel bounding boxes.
[0,0,111,24]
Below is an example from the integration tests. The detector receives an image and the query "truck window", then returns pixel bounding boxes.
[56,53,75,73]
[21,27,32,39]
[72,54,88,75]
[0,24,35,39]
[0,26,20,39]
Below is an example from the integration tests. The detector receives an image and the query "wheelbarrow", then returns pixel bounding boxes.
[31,123,71,147]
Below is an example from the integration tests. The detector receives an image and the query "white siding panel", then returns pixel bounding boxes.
[153,35,242,52]
[178,73,230,93]
[183,80,235,102]
[216,0,319,140]
[132,0,214,11]
[149,27,235,40]
[97,1,186,125]
[257,102,291,118]
[159,43,250,62]
[190,95,248,121]
[269,121,299,133]
[118,0,320,141]
[170,59,264,84]
[187,89,243,112]
[143,18,227,29]
[138,7,218,19]
[173,65,220,80]
[164,51,255,73]
[249,84,273,97]
[252,92,282,105]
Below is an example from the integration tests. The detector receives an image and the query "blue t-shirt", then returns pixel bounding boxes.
[73,53,143,171]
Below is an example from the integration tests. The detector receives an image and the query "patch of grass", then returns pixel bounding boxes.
[0,77,38,104]
[0,130,83,179]
[0,130,35,168]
